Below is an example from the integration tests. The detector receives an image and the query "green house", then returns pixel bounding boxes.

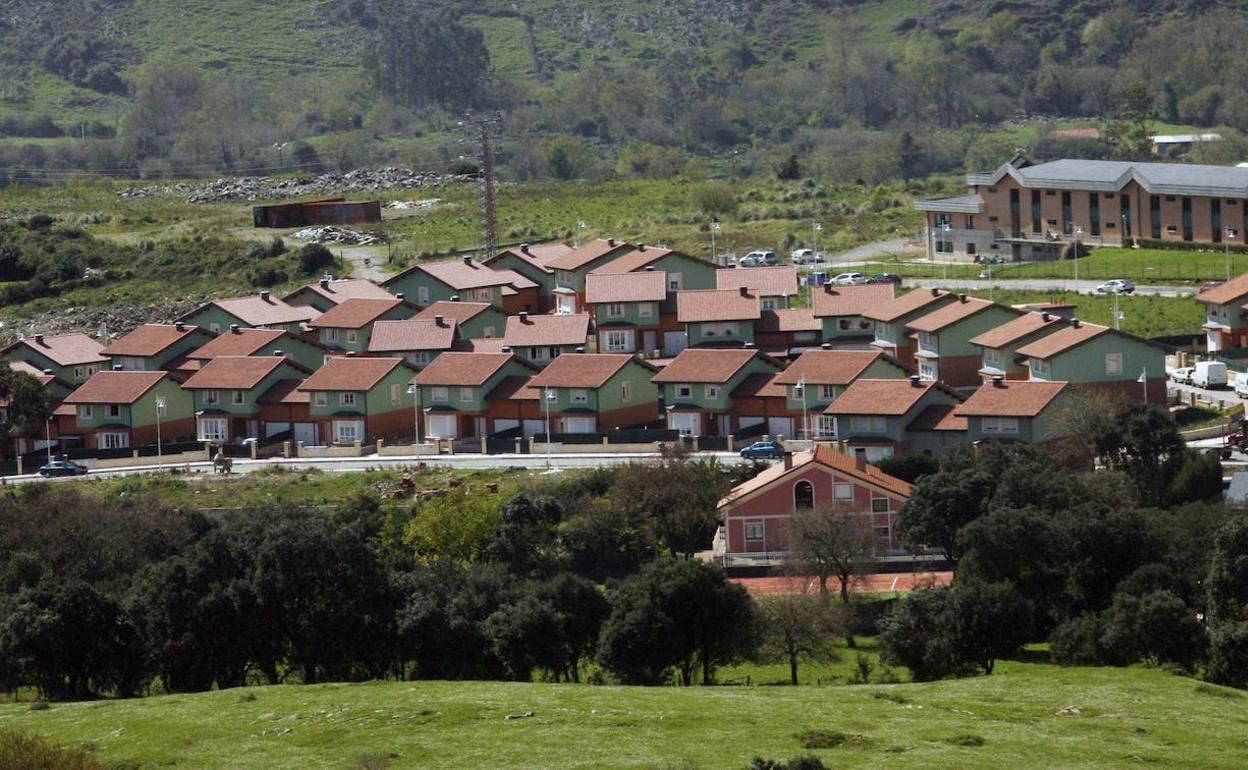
[591,246,720,292]
[483,243,574,309]
[715,266,800,309]
[367,317,460,370]
[812,283,898,345]
[63,370,195,449]
[1195,272,1248,354]
[1015,320,1167,402]
[1,332,106,385]
[543,238,637,313]
[180,356,311,443]
[412,352,539,440]
[298,356,419,445]
[865,287,958,368]
[184,327,329,373]
[382,256,538,312]
[502,312,591,366]
[100,323,214,372]
[824,377,964,462]
[178,291,320,334]
[957,379,1073,445]
[307,297,416,353]
[523,353,660,433]
[282,277,397,313]
[906,297,1022,389]
[968,310,1069,382]
[677,288,761,348]
[652,348,783,437]
[772,349,910,438]
[414,301,507,340]
[585,271,668,355]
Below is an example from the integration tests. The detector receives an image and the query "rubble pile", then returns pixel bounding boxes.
[291,225,382,245]
[0,299,204,345]
[117,168,475,203]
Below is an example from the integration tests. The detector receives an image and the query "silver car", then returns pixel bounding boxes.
[1095,278,1135,294]
[832,272,867,285]
[790,248,826,265]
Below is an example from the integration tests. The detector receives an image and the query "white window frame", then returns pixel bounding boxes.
[918,331,938,352]
[557,270,574,285]
[834,482,853,500]
[209,323,221,334]
[340,392,357,407]
[431,386,449,402]
[459,387,474,402]
[77,404,93,419]
[99,431,129,450]
[232,390,245,406]
[816,415,837,437]
[483,326,496,338]
[104,403,121,419]
[346,330,359,344]
[313,391,328,407]
[417,286,430,305]
[203,389,220,405]
[761,297,778,310]
[744,522,764,541]
[668,273,683,291]
[919,361,938,381]
[705,384,720,399]
[603,329,632,353]
[324,328,339,343]
[638,303,653,318]
[607,303,625,318]
[982,416,1020,434]
[335,419,364,444]
[1105,353,1123,376]
[675,384,693,399]
[197,417,228,442]
[985,348,1001,365]
[621,380,632,402]
[819,384,835,400]
[1030,358,1051,379]
[391,383,401,405]
[850,415,886,433]
[570,389,589,404]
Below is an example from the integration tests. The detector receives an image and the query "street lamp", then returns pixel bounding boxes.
[1226,228,1237,281]
[940,223,952,280]
[711,220,721,264]
[575,220,587,249]
[154,394,166,461]
[812,221,823,258]
[407,384,421,444]
[1071,224,1083,290]
[543,388,556,468]
[1121,213,1130,246]
[794,378,809,442]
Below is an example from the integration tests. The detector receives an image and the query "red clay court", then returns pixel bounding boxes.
[732,571,952,596]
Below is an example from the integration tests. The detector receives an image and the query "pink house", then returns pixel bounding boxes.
[715,445,912,568]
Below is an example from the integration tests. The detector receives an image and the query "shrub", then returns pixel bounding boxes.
[1206,620,1248,689]
[0,729,108,770]
[1050,614,1116,666]
[297,243,335,276]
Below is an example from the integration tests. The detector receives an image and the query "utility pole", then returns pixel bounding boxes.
[462,114,502,260]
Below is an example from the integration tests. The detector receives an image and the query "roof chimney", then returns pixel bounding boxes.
[260,290,271,301]
[575,346,585,354]
[608,238,616,247]
[273,350,284,356]
[112,364,123,371]
[783,451,793,470]
[34,333,44,345]
[930,287,940,296]
[739,286,749,297]
[909,374,921,387]
[645,265,655,271]
[519,311,530,323]
[992,374,1005,387]
[230,324,240,333]
[319,278,329,289]
[434,314,446,327]
[1071,317,1080,328]
[463,255,473,266]
[1041,311,1051,321]
[501,345,512,353]
[743,342,755,349]
[346,351,357,357]
[823,283,834,294]
[41,368,52,375]
[520,243,531,254]
[450,295,459,302]
[958,293,968,303]
[820,342,831,350]
[637,243,646,252]
[395,292,405,301]
[854,447,867,471]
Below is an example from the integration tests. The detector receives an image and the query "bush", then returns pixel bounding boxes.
[297,243,335,276]
[0,729,108,770]
[1050,614,1116,666]
[1206,620,1248,688]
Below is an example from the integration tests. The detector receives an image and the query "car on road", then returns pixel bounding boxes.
[790,248,826,265]
[1193,360,1229,389]
[867,273,902,285]
[831,272,867,285]
[1235,371,1248,398]
[740,250,778,267]
[739,439,785,460]
[1171,367,1194,385]
[1095,278,1136,294]
[38,460,89,477]
[1200,280,1225,294]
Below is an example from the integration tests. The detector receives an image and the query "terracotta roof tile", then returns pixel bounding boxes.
[1197,272,1248,305]
[299,357,407,391]
[201,294,321,326]
[64,371,167,404]
[527,353,642,389]
[487,375,539,401]
[489,244,573,273]
[716,266,799,296]
[187,328,288,359]
[955,380,1068,417]
[181,356,289,390]
[8,359,56,385]
[368,319,458,352]
[258,378,309,405]
[731,371,786,399]
[968,311,1068,349]
[824,378,941,416]
[546,238,634,271]
[907,297,1009,333]
[414,301,496,324]
[1015,322,1110,359]
[457,338,509,354]
[413,352,527,387]
[718,445,912,506]
[590,246,677,274]
[388,258,538,291]
[755,309,820,333]
[585,271,668,304]
[812,283,896,318]
[774,350,896,385]
[284,278,394,305]
[863,287,954,323]
[308,298,407,329]
[4,333,106,366]
[100,324,203,357]
[907,403,968,431]
[503,314,591,347]
[652,348,777,384]
[677,289,761,323]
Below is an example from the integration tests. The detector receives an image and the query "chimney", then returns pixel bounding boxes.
[930,287,940,296]
[41,368,52,375]
[608,238,616,247]
[645,265,655,271]
[273,350,284,356]
[319,278,330,289]
[34,333,44,345]
[521,243,532,254]
[820,342,831,350]
[739,286,749,297]
[854,447,867,471]
[575,346,585,353]
[395,292,405,300]
[434,314,446,327]
[260,290,271,301]
[637,243,647,252]
[909,374,921,387]
[462,255,473,266]
[823,283,834,294]
[230,324,240,333]
[346,351,357,357]
[1071,317,1080,328]
[1042,311,1051,321]
[743,342,755,349]
[519,311,530,323]
[450,295,460,302]
[112,364,123,371]
[501,345,512,353]
[958,293,968,303]
[992,374,1005,388]
[175,322,185,332]
[783,451,793,470]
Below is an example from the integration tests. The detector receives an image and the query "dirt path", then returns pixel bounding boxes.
[335,244,390,281]
[827,237,922,265]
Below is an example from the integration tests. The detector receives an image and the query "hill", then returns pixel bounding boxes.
[1,662,1243,769]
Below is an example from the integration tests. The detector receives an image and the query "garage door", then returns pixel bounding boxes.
[522,419,545,438]
[293,422,318,446]
[563,416,597,434]
[425,414,457,439]
[493,419,519,435]
[767,417,794,439]
[663,331,688,356]
[669,412,701,436]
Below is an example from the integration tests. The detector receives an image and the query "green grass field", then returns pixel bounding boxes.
[2,662,1245,769]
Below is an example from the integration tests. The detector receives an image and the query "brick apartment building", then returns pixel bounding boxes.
[916,155,1248,261]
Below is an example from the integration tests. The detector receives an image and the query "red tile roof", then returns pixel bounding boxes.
[907,403,968,432]
[200,294,321,326]
[677,289,761,323]
[718,444,912,506]
[390,258,538,291]
[652,348,777,384]
[864,287,954,323]
[756,309,821,333]
[368,319,458,352]
[907,297,1009,333]
[457,338,509,353]
[414,301,497,324]
[8,359,56,385]
[730,371,786,399]
[968,311,1068,349]
[487,375,539,401]
[412,352,527,387]
[489,243,573,274]
[527,353,644,389]
[503,314,591,348]
[590,246,678,274]
[298,357,407,391]
[1197,272,1248,305]
[258,378,309,405]
[774,350,896,385]
[546,238,634,271]
[812,284,896,318]
[824,378,942,416]
[955,380,1068,417]
[283,278,394,305]
[4,332,106,366]
[585,271,668,304]
[716,266,799,296]
[181,356,290,390]
[1015,322,1110,359]
[100,324,202,357]
[187,328,288,359]
[64,371,168,404]
[308,298,407,329]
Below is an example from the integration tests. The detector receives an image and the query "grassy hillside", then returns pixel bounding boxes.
[2,662,1245,769]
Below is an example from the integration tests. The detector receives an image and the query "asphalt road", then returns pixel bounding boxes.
[901,277,1195,298]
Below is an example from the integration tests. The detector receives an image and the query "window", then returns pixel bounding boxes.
[571,389,588,404]
[335,419,364,444]
[530,346,549,361]
[74,367,85,380]
[638,303,653,318]
[816,415,837,437]
[104,404,121,418]
[1166,195,1176,202]
[467,288,493,302]
[1105,353,1123,376]
[198,417,227,442]
[346,330,359,344]
[408,351,431,367]
[391,383,401,405]
[934,213,951,226]
[313,391,328,407]
[621,380,632,402]
[935,240,953,254]
[794,481,814,510]
[483,326,496,338]
[118,357,145,371]
[1030,358,1050,379]
[607,303,625,317]
[460,387,474,402]
[985,348,1001,365]
[210,323,221,334]
[850,415,887,433]
[919,361,938,380]
[965,215,975,229]
[99,432,129,450]
[834,483,853,500]
[819,385,835,399]
[761,297,778,310]
[668,273,683,291]
[966,243,976,255]
[324,328,339,343]
[203,390,220,405]
[871,496,890,513]
[918,332,937,351]
[557,270,573,285]
[1045,190,1056,196]
[744,522,764,541]
[838,319,851,331]
[340,392,357,407]
[982,416,1020,434]
[431,387,448,402]
[603,330,632,353]
[76,404,93,419]
[417,286,430,305]
[232,390,245,406]
[675,384,693,399]
[705,384,720,399]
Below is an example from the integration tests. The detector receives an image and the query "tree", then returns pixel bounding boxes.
[296,243,334,276]
[692,183,738,218]
[955,507,1066,629]
[756,593,841,685]
[1104,83,1156,161]
[946,580,1033,675]
[485,494,564,576]
[1164,450,1224,507]
[1101,589,1206,669]
[878,588,962,681]
[0,362,54,444]
[364,7,491,111]
[1089,401,1184,502]
[485,573,608,682]
[786,503,875,646]
[775,154,801,180]
[404,488,504,565]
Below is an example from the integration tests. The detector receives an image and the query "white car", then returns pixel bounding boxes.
[790,248,826,265]
[741,250,778,267]
[832,272,867,285]
[1095,278,1135,294]
[1170,367,1193,385]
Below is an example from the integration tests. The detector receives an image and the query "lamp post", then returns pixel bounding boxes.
[543,388,556,468]
[1226,228,1236,281]
[407,384,421,444]
[813,221,822,258]
[793,378,810,442]
[154,395,166,461]
[711,220,721,264]
[1071,225,1083,291]
[1121,213,1129,247]
[940,223,951,280]
[45,416,53,465]
[575,220,587,249]
[1138,367,1148,404]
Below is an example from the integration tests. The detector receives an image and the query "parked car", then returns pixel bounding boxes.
[867,273,902,285]
[741,250,778,267]
[38,460,89,477]
[739,439,785,460]
[1095,278,1136,294]
[1234,371,1248,398]
[790,248,826,265]
[807,271,831,286]
[1193,360,1229,389]
[1170,367,1194,385]
[1200,280,1226,294]
[832,272,867,285]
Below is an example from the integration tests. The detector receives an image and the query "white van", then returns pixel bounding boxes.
[1235,371,1248,398]
[1192,360,1229,389]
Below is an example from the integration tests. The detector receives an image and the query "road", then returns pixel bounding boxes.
[7,451,747,485]
[900,277,1195,298]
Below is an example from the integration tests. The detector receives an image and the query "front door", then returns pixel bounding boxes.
[642,330,658,355]
[293,422,318,445]
[669,411,701,436]
[663,331,688,356]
